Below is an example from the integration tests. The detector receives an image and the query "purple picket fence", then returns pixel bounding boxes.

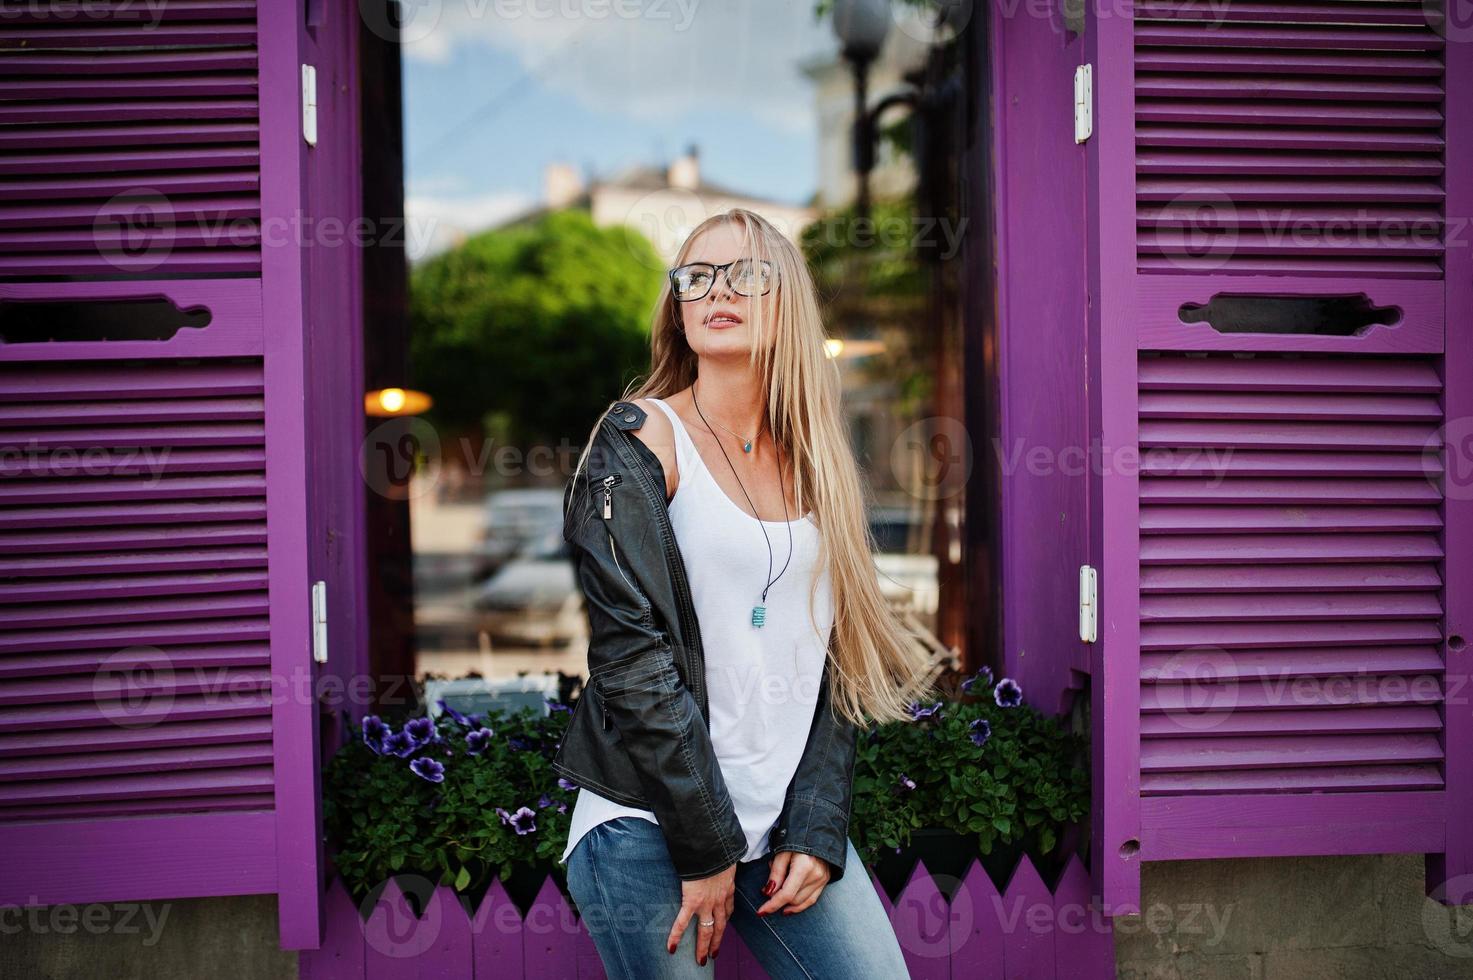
[299,855,1114,979]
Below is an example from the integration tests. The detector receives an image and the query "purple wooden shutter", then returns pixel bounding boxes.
[0,1,262,279]
[1086,0,1471,910]
[0,1,339,949]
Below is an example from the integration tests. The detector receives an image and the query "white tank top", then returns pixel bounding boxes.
[559,396,835,867]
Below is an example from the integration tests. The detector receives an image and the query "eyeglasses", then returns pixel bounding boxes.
[668,259,775,303]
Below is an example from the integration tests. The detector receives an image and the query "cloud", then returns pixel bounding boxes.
[405,187,536,260]
[400,0,836,134]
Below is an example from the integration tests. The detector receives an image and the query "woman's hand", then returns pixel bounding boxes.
[667,862,736,966]
[756,851,832,916]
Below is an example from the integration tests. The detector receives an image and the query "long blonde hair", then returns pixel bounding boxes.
[581,207,933,726]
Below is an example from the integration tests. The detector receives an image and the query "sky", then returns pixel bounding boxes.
[399,0,843,258]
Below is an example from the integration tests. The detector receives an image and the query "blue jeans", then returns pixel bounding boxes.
[565,816,911,979]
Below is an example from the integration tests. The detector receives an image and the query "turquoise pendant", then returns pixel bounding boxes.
[742,440,752,453]
[751,605,766,628]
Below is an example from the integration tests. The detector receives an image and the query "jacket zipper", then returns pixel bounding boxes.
[601,473,622,519]
[601,416,709,724]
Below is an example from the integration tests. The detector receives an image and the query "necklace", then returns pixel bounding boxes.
[691,381,794,628]
[705,409,761,453]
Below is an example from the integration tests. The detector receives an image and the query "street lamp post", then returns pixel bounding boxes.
[831,0,891,220]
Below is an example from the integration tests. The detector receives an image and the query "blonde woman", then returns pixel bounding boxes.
[552,208,932,978]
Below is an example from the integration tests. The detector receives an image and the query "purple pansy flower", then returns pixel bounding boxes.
[961,666,993,694]
[465,729,491,756]
[496,805,538,836]
[537,793,553,809]
[557,802,567,814]
[994,678,1024,708]
[362,715,391,753]
[908,700,943,722]
[436,699,475,727]
[898,774,917,792]
[383,730,417,757]
[969,718,992,748]
[544,697,572,714]
[557,777,578,791]
[409,757,445,783]
[507,735,533,752]
[404,716,437,744]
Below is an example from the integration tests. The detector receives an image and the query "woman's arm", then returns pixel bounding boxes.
[563,445,747,880]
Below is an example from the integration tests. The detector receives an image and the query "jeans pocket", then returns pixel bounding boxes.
[599,816,650,840]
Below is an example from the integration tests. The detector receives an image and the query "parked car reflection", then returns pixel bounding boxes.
[477,487,565,579]
[473,527,588,650]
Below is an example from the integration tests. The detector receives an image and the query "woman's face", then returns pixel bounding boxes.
[676,221,778,361]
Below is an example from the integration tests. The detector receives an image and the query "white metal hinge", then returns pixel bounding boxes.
[1079,565,1098,643]
[1073,64,1093,144]
[311,580,328,664]
[301,64,318,146]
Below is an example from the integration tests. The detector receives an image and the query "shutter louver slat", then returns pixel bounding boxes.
[0,359,274,823]
[1142,705,1442,737]
[0,644,271,680]
[1144,765,1442,794]
[0,693,273,734]
[1134,0,1446,276]
[1136,353,1445,796]
[0,716,271,754]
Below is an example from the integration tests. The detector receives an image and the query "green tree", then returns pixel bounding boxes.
[410,209,664,456]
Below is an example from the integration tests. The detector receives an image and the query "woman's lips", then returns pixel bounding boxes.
[705,313,742,327]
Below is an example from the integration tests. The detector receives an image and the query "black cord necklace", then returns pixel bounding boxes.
[692,380,793,629]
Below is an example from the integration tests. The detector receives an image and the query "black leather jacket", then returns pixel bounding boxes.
[550,399,861,883]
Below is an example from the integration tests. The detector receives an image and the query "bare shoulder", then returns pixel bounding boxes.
[628,397,679,499]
